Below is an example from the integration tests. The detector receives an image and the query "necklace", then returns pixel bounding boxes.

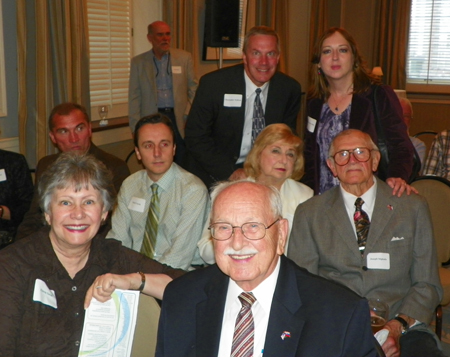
[332,94,347,112]
[330,86,353,112]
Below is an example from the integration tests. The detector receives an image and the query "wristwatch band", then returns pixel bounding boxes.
[393,316,409,334]
[137,271,146,292]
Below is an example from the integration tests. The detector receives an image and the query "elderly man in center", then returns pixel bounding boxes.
[156,180,379,357]
[184,26,302,188]
[288,129,443,357]
[107,113,210,270]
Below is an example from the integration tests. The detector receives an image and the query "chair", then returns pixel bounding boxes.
[130,294,161,357]
[411,176,450,339]
[126,148,143,174]
[413,131,438,166]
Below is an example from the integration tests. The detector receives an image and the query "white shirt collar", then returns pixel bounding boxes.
[340,177,377,223]
[244,71,269,99]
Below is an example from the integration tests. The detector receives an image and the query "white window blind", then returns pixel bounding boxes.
[407,0,450,84]
[86,0,131,110]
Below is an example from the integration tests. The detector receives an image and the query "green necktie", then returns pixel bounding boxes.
[141,184,159,258]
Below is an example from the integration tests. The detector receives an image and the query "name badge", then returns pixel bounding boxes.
[172,66,182,74]
[367,253,390,270]
[223,94,242,107]
[128,197,146,213]
[33,279,58,309]
[307,117,317,133]
[0,169,6,182]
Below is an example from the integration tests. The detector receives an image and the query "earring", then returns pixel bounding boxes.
[317,67,322,75]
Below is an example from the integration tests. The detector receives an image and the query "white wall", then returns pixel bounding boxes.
[132,0,162,56]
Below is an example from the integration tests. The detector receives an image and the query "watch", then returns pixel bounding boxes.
[393,316,409,334]
[137,271,146,292]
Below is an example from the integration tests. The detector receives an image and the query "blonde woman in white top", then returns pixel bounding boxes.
[198,124,313,264]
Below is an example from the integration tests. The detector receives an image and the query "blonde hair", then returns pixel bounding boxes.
[244,124,304,180]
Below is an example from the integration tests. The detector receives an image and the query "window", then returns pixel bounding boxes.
[407,0,450,86]
[86,0,131,119]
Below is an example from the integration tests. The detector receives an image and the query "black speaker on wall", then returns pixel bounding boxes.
[204,0,240,48]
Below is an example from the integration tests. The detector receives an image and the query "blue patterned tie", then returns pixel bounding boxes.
[354,197,370,255]
[141,184,159,258]
[251,88,265,144]
[231,292,256,357]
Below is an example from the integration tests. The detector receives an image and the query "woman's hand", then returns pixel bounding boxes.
[84,273,139,309]
[229,168,247,181]
[84,272,172,309]
[386,177,418,197]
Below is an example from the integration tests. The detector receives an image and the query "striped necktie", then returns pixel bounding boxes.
[231,292,257,357]
[354,197,370,255]
[141,183,159,258]
[251,88,265,144]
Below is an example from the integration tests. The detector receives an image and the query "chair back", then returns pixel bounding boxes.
[411,176,450,264]
[130,294,161,357]
[413,131,438,165]
[126,149,143,174]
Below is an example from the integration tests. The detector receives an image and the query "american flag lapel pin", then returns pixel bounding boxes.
[281,331,291,340]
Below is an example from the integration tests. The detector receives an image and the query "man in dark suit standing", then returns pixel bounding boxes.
[288,129,444,357]
[184,26,301,188]
[156,180,378,357]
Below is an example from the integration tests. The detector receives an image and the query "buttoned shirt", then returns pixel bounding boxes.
[423,130,450,180]
[153,51,174,108]
[0,227,183,357]
[217,258,280,357]
[236,72,269,164]
[107,163,210,269]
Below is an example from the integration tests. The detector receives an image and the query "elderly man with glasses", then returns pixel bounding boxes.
[288,129,443,357]
[156,180,379,357]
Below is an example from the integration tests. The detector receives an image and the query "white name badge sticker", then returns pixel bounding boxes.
[224,94,243,107]
[0,169,6,182]
[33,279,57,309]
[307,117,317,133]
[172,66,182,74]
[367,253,390,270]
[128,197,146,213]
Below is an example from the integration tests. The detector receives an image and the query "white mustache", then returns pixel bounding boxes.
[223,248,258,256]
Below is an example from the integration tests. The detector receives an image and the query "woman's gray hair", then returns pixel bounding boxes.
[38,152,116,215]
[210,180,283,221]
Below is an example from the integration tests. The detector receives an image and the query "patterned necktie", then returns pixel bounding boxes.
[231,292,257,357]
[141,183,159,258]
[354,197,370,255]
[251,88,265,144]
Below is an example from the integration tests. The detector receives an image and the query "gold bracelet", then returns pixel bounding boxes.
[137,271,146,292]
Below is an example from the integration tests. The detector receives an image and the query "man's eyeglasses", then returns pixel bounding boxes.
[331,147,375,166]
[208,219,280,241]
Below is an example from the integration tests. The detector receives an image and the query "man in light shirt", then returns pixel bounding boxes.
[288,129,443,357]
[107,114,209,270]
[156,180,378,357]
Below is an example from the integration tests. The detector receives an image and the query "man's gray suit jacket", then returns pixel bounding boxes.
[128,48,198,135]
[287,178,442,324]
